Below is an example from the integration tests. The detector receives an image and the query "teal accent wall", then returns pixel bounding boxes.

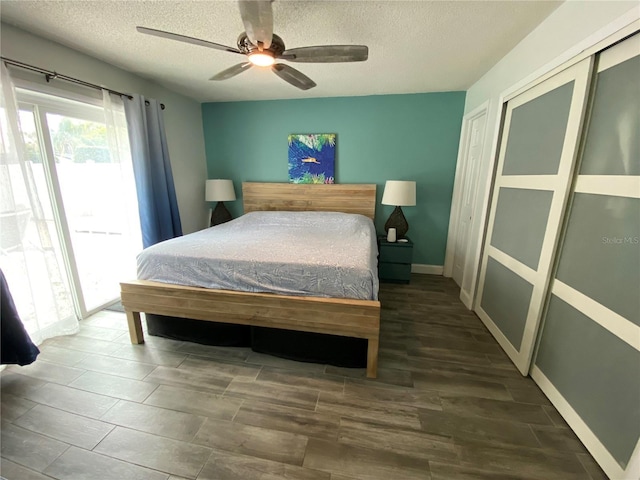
[201,92,465,265]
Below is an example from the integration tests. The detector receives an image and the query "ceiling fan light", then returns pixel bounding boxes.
[248,52,275,67]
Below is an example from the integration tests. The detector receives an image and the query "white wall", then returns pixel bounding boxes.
[0,23,208,234]
[459,0,639,304]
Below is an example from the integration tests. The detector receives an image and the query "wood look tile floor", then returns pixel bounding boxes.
[0,275,607,480]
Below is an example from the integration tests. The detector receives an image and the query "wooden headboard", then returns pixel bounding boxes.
[242,182,377,220]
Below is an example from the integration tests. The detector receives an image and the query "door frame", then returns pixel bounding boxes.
[15,83,137,319]
[443,101,488,304]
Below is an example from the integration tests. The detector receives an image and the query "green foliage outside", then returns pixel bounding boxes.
[51,118,108,163]
[73,146,110,163]
[23,131,42,163]
[22,117,109,164]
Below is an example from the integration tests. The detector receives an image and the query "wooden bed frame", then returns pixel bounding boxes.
[121,182,381,378]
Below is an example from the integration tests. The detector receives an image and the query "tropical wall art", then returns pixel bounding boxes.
[288,134,336,184]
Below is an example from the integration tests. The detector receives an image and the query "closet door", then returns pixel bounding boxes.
[474,58,593,374]
[532,34,640,479]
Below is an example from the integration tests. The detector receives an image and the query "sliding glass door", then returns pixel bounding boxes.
[0,106,77,342]
[17,88,141,317]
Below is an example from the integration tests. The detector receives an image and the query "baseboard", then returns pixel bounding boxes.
[411,264,444,275]
[531,365,637,479]
[459,289,473,310]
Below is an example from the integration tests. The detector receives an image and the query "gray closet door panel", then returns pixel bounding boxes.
[502,81,575,176]
[556,193,640,325]
[480,258,533,350]
[476,59,592,375]
[536,295,640,468]
[490,188,554,270]
[580,55,640,176]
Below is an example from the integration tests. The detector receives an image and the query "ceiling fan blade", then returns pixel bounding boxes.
[238,0,273,49]
[280,45,369,63]
[271,64,316,90]
[210,63,253,81]
[137,26,241,54]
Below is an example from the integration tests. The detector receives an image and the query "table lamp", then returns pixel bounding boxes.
[381,180,416,239]
[206,179,236,226]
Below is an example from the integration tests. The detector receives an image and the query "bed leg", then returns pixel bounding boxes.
[126,310,144,344]
[366,337,379,378]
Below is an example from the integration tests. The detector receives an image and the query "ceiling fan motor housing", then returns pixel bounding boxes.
[237,32,285,56]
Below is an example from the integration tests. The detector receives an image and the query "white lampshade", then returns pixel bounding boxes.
[205,179,236,202]
[381,180,416,206]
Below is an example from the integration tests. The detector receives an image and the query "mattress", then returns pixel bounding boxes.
[137,211,379,300]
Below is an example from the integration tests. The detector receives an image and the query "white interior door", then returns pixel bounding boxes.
[474,57,593,375]
[452,111,486,286]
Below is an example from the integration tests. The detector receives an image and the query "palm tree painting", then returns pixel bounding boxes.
[288,134,336,184]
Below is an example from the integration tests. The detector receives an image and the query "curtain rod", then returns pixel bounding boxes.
[1,56,165,110]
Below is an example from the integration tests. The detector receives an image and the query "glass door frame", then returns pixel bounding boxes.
[17,88,121,319]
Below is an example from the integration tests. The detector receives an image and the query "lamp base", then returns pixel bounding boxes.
[384,206,409,239]
[210,201,233,227]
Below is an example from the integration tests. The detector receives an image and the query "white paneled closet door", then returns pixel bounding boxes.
[474,58,593,375]
[533,34,640,480]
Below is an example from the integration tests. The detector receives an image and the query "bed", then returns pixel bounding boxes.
[120,182,381,377]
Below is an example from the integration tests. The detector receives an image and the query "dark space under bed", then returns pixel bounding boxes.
[145,314,368,368]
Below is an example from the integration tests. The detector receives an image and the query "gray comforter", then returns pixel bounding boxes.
[137,211,379,300]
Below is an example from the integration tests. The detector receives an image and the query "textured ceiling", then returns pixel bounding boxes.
[0,1,561,103]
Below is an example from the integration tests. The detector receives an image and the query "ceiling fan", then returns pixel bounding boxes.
[137,0,369,91]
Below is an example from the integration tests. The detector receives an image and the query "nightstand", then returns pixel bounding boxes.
[378,235,413,284]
